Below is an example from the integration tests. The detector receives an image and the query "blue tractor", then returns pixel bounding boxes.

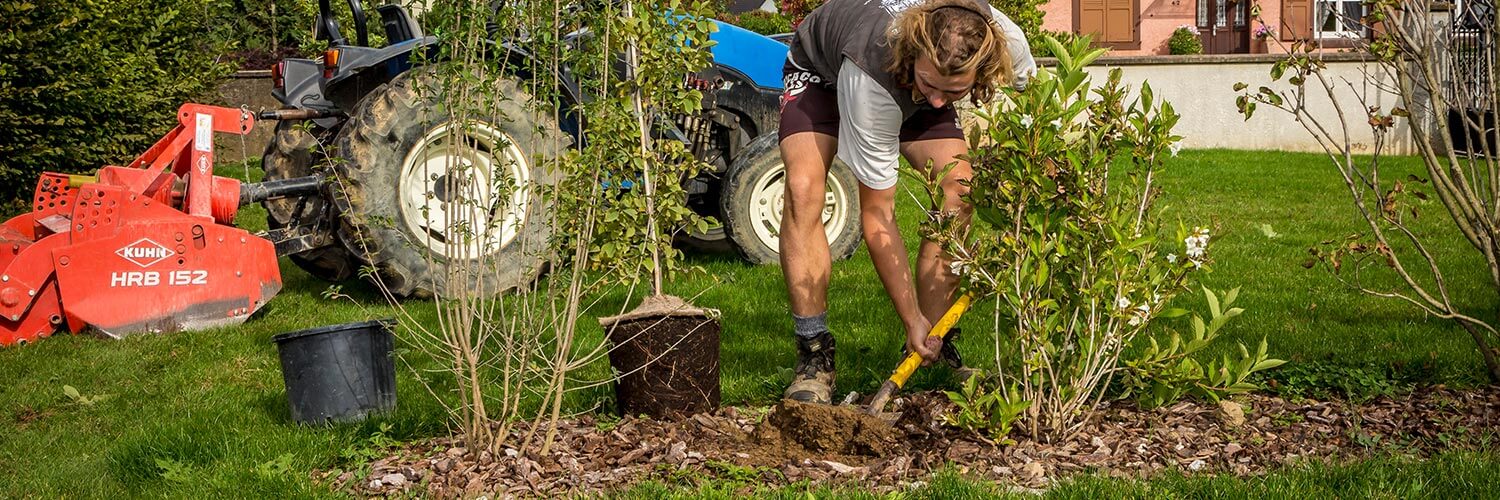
[260,0,861,297]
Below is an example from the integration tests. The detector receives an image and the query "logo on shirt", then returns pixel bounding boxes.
[781,70,823,109]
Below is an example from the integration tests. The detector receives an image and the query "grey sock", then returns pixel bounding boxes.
[793,311,828,339]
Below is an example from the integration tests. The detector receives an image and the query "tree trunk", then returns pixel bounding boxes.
[1460,319,1500,383]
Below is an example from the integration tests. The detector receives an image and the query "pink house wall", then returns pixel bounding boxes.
[1038,0,1286,56]
[1256,1,1295,54]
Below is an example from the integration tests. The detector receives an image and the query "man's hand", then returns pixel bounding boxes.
[905,318,942,366]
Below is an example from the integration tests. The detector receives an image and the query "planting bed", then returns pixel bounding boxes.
[339,387,1499,497]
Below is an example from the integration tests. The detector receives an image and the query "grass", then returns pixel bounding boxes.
[0,149,1495,496]
[616,451,1500,498]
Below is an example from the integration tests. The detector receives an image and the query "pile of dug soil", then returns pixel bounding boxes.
[337,387,1500,497]
[743,399,898,463]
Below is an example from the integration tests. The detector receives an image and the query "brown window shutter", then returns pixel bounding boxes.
[1078,0,1135,44]
[1104,0,1134,43]
[1079,0,1107,39]
[1282,0,1311,41]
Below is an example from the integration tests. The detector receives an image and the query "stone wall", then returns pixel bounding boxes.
[213,71,279,162]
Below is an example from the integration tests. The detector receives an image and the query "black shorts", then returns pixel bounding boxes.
[776,58,964,143]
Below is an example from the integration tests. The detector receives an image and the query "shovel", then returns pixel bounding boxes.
[865,293,974,415]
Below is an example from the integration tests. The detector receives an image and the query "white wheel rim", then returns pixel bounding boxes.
[748,165,851,251]
[398,120,530,260]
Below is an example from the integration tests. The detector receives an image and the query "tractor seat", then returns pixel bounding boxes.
[376,4,423,44]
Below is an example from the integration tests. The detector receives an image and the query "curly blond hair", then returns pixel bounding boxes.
[885,0,1014,106]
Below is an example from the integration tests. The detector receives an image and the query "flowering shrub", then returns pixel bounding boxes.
[1168,25,1204,55]
[1253,23,1277,40]
[922,36,1280,441]
[777,0,824,28]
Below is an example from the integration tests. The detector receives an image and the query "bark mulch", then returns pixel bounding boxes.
[334,386,1499,497]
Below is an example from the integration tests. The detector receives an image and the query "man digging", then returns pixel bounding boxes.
[778,0,1035,404]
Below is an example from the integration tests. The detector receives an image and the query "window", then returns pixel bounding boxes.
[1076,0,1139,48]
[1314,0,1366,39]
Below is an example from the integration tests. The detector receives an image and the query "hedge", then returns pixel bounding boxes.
[0,0,234,203]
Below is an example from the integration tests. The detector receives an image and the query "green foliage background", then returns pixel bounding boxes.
[0,0,234,203]
[719,10,793,35]
[989,0,1062,57]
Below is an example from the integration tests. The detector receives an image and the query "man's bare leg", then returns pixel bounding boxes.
[779,131,839,403]
[900,138,975,327]
[779,132,839,316]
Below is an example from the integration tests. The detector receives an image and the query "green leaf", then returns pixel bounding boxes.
[1253,359,1287,371]
[63,385,80,401]
[1045,36,1071,69]
[1160,308,1190,318]
[1229,381,1259,391]
[1204,287,1221,318]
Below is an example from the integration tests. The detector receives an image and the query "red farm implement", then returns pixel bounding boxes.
[0,104,321,346]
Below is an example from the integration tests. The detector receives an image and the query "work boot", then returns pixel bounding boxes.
[784,331,836,404]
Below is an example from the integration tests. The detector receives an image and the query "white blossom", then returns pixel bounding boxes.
[1128,304,1151,326]
[1169,141,1183,157]
[1049,118,1062,129]
[1116,296,1131,310]
[1166,253,1178,263]
[1184,227,1210,259]
[1019,114,1034,128]
[948,260,968,277]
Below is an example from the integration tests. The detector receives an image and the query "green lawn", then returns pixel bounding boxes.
[618,452,1500,499]
[0,149,1494,497]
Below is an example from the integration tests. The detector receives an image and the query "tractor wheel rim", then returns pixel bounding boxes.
[398,120,531,260]
[748,165,850,252]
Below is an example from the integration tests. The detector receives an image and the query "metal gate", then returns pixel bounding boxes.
[1447,0,1496,153]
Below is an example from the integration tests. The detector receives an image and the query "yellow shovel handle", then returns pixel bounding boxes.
[886,293,973,389]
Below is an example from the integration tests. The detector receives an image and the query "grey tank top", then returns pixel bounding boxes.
[788,0,998,120]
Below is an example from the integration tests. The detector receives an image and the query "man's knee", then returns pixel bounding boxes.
[782,171,828,224]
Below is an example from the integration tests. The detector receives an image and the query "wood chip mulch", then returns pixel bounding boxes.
[332,386,1499,497]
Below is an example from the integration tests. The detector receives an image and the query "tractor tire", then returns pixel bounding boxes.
[331,67,563,299]
[676,222,736,254]
[676,176,736,254]
[261,120,361,282]
[720,132,861,265]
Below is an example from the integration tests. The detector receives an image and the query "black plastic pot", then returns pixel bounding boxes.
[272,319,396,425]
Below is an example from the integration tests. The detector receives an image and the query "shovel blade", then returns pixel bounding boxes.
[866,380,899,415]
